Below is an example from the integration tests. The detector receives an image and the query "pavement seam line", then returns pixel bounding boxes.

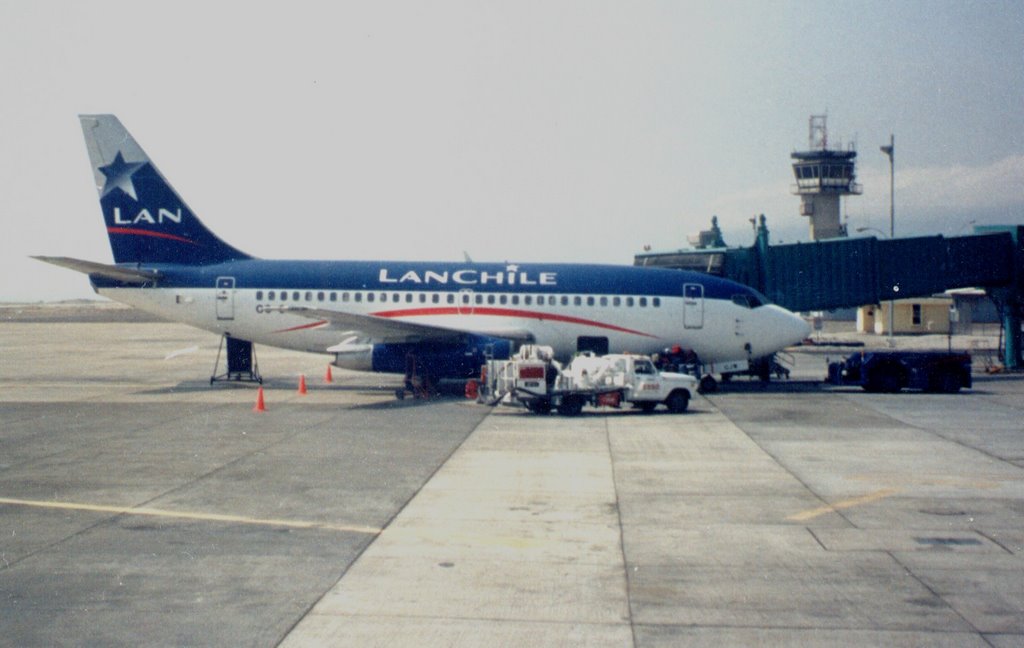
[274,400,491,647]
[885,550,989,639]
[605,416,639,648]
[704,392,863,528]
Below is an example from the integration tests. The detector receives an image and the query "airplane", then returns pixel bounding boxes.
[36,115,810,389]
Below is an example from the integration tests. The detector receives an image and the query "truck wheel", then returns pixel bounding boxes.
[527,399,552,414]
[941,371,963,393]
[556,396,584,417]
[698,375,717,393]
[865,365,903,393]
[666,390,690,414]
[928,370,962,394]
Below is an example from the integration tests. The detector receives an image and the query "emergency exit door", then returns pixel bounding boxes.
[683,283,704,329]
[216,277,235,320]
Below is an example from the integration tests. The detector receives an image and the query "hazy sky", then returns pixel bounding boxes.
[2,0,1022,300]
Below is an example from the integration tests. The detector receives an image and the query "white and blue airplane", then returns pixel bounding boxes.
[36,115,809,383]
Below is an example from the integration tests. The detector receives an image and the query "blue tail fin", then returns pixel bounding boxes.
[80,115,252,265]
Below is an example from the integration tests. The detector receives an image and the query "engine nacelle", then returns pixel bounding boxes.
[332,335,513,379]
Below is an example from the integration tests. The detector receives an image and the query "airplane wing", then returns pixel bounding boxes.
[280,306,535,345]
[32,256,163,284]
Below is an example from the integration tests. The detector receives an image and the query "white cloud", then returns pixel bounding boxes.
[879,154,1024,212]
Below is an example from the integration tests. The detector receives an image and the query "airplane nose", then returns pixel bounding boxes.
[766,305,811,349]
[788,310,812,345]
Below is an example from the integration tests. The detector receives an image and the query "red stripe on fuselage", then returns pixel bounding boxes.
[370,307,658,338]
[273,320,329,333]
[106,227,199,246]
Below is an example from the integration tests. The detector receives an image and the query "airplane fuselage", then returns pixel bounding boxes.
[93,258,807,373]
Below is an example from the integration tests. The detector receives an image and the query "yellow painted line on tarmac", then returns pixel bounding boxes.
[786,488,900,522]
[0,496,381,535]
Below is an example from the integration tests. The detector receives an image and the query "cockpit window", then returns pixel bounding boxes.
[732,291,767,309]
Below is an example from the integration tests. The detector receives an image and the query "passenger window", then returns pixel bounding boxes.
[367,293,375,303]
[354,293,362,303]
[406,293,413,303]
[256,291,263,300]
[587,296,595,306]
[447,294,455,304]
[330,292,337,302]
[626,297,634,307]
[432,294,440,304]
[267,291,275,301]
[561,296,569,306]
[475,294,483,304]
[573,296,582,306]
[524,296,532,305]
[499,295,507,305]
[342,292,350,302]
[653,297,660,307]
[512,295,519,305]
[305,291,312,301]
[419,293,427,303]
[639,297,647,307]
[600,297,607,306]
[281,292,288,301]
[613,297,621,307]
[487,295,496,305]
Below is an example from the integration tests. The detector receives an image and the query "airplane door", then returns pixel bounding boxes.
[683,283,704,329]
[216,277,235,321]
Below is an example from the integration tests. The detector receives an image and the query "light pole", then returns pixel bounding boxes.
[880,135,895,342]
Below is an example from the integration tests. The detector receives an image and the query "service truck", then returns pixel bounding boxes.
[827,350,971,393]
[480,347,698,416]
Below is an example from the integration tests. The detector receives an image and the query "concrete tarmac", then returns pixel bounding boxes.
[0,319,1022,646]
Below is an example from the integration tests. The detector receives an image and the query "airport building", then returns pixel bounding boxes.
[791,115,862,241]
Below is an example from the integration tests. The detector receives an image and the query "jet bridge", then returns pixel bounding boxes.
[636,219,1023,370]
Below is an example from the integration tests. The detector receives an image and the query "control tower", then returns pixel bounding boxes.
[791,115,862,240]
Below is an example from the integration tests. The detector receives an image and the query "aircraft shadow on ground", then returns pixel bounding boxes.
[134,379,400,396]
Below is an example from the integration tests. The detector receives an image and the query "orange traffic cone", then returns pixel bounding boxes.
[298,374,308,395]
[253,386,266,412]
[325,365,333,383]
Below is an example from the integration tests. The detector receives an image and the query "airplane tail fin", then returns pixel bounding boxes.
[79,115,252,265]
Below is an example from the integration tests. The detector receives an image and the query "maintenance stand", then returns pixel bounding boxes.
[210,334,263,384]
